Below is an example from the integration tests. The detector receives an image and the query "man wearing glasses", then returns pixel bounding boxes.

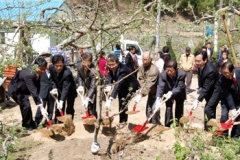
[104,53,140,125]
[219,61,240,140]
[192,50,221,130]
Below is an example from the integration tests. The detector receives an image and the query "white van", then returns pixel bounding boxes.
[119,39,144,66]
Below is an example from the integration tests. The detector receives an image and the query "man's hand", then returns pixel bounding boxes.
[40,107,48,116]
[83,97,90,108]
[57,100,64,110]
[77,86,84,93]
[105,97,113,108]
[50,88,58,95]
[231,109,238,117]
[197,88,202,94]
[104,86,111,92]
[135,94,142,103]
[163,91,172,100]
[192,99,199,110]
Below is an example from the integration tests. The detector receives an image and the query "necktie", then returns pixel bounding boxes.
[233,78,238,86]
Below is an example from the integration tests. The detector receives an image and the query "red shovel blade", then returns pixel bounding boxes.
[220,119,234,130]
[132,124,149,133]
[81,110,96,120]
[45,120,52,127]
[82,115,96,120]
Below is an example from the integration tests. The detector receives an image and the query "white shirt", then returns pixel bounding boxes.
[155,58,164,73]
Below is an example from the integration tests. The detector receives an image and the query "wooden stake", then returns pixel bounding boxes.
[221,11,238,66]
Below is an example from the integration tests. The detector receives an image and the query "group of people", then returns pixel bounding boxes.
[6,44,240,141]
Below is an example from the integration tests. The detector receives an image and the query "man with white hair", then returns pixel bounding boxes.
[135,51,160,124]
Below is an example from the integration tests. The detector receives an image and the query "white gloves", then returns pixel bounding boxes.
[197,88,202,94]
[135,94,142,103]
[104,86,111,92]
[40,107,48,116]
[192,99,199,110]
[77,86,84,93]
[105,97,113,108]
[83,97,90,108]
[50,88,58,95]
[231,109,238,117]
[163,91,172,100]
[57,100,64,110]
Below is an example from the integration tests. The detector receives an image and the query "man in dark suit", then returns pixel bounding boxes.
[7,57,48,130]
[35,57,55,126]
[104,53,140,124]
[77,52,97,116]
[219,62,240,140]
[155,60,186,127]
[49,55,77,120]
[125,46,139,77]
[192,50,221,130]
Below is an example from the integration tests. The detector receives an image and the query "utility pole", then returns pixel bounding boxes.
[155,0,161,53]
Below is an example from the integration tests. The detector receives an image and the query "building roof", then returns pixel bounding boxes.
[0,0,66,22]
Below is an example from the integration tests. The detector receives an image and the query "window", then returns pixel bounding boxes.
[0,32,5,44]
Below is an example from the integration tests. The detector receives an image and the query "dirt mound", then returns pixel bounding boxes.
[32,115,75,140]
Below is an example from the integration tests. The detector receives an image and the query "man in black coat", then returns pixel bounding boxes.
[49,55,77,120]
[125,46,139,77]
[219,62,240,140]
[8,57,48,130]
[105,53,140,123]
[77,52,97,116]
[35,57,55,126]
[155,60,186,127]
[192,50,221,130]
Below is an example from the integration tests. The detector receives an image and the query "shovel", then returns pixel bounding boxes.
[132,96,170,133]
[44,113,52,127]
[208,108,240,133]
[219,108,240,130]
[125,102,140,115]
[77,89,96,124]
[50,92,64,116]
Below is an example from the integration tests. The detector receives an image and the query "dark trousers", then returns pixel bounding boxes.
[220,99,240,139]
[55,94,76,120]
[146,93,160,125]
[35,94,54,126]
[11,93,35,129]
[165,98,184,127]
[185,71,193,90]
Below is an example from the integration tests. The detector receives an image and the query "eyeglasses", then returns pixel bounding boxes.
[222,72,231,76]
